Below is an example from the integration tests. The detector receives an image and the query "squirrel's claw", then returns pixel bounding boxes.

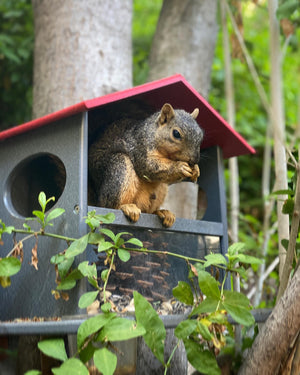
[121,204,141,223]
[154,209,176,228]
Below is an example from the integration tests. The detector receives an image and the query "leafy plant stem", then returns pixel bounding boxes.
[164,340,180,375]
[124,246,227,270]
[12,228,77,244]
[103,251,116,303]
[216,271,228,311]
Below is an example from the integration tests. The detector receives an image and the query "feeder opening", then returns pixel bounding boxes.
[5,153,66,217]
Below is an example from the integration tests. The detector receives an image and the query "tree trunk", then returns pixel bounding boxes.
[32,0,132,118]
[268,0,289,282]
[16,2,132,374]
[238,265,300,375]
[148,0,218,221]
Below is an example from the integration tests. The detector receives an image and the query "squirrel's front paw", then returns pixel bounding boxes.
[121,204,141,223]
[190,164,200,182]
[178,161,193,179]
[154,209,176,228]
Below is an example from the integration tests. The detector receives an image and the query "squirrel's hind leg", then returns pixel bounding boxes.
[117,157,142,223]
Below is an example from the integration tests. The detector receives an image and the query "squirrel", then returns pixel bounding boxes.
[88,103,203,227]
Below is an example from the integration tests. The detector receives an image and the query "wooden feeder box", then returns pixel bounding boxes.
[0,74,254,332]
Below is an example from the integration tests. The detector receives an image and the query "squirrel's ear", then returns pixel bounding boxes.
[159,103,175,125]
[191,108,199,120]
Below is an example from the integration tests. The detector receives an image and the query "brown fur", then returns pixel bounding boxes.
[88,103,203,227]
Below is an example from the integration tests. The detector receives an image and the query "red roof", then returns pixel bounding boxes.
[0,74,255,158]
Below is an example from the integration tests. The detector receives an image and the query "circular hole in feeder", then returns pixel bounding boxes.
[5,153,66,217]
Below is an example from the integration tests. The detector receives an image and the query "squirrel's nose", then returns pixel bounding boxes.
[189,152,200,166]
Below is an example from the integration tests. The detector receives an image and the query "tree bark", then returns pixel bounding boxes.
[268,0,289,282]
[238,266,300,375]
[16,2,132,374]
[32,0,132,118]
[148,0,218,220]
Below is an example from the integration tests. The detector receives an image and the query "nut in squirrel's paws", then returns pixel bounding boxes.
[154,209,176,228]
[190,164,200,182]
[121,204,141,223]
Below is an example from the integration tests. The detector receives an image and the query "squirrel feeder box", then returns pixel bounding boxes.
[0,74,254,326]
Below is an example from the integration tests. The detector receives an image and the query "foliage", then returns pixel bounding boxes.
[132,0,162,85]
[0,0,33,130]
[0,192,263,375]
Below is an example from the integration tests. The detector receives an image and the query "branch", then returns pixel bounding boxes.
[277,161,300,300]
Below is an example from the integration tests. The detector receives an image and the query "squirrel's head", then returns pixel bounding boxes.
[155,103,203,165]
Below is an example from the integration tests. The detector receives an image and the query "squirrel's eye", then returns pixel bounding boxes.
[173,129,181,139]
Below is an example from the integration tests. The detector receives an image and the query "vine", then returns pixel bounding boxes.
[0,192,262,375]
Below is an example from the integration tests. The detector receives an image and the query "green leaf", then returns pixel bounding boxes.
[37,338,68,362]
[85,212,115,230]
[134,291,166,365]
[281,239,289,251]
[78,291,99,309]
[57,257,74,279]
[190,297,219,316]
[0,257,21,277]
[57,269,83,290]
[38,192,47,211]
[93,348,117,375]
[23,223,31,231]
[184,338,221,375]
[52,358,89,375]
[115,231,131,244]
[24,371,42,375]
[78,261,97,279]
[271,189,294,196]
[99,228,116,242]
[198,271,220,300]
[174,319,198,339]
[45,208,65,225]
[65,234,89,258]
[97,239,114,253]
[222,290,254,326]
[276,0,299,20]
[32,210,44,223]
[234,254,263,265]
[101,269,109,282]
[117,248,131,262]
[77,313,115,349]
[227,242,246,256]
[101,302,112,313]
[173,281,194,305]
[102,213,115,223]
[197,321,213,341]
[282,198,294,215]
[51,253,67,265]
[203,253,227,267]
[97,212,115,224]
[126,237,144,247]
[97,316,146,342]
[89,233,104,244]
[79,341,96,363]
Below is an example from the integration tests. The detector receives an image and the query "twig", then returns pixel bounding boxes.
[6,233,36,258]
[248,256,280,300]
